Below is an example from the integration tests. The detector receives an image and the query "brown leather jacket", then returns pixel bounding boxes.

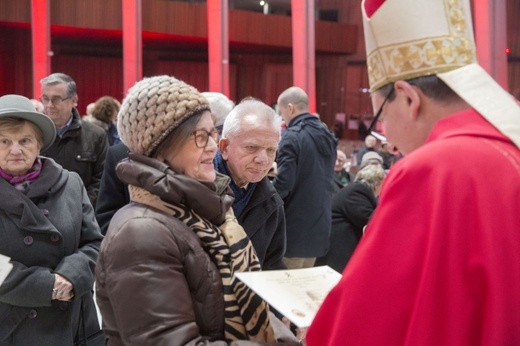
[95,154,295,346]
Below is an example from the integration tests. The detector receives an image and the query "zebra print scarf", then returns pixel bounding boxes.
[129,185,276,342]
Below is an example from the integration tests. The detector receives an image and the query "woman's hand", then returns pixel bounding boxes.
[52,274,75,301]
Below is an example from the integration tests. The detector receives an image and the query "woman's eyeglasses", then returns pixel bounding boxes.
[367,88,394,134]
[193,129,219,148]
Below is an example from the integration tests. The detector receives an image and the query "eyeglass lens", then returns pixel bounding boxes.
[194,129,219,148]
[40,96,69,105]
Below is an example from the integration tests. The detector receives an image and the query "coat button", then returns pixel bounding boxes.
[41,209,50,216]
[28,309,37,319]
[59,302,69,311]
[24,236,33,245]
[50,234,60,242]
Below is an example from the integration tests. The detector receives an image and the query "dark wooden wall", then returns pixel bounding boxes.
[0,0,518,140]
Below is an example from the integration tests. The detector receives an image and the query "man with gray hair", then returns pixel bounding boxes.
[40,72,108,207]
[215,98,287,270]
[274,86,337,269]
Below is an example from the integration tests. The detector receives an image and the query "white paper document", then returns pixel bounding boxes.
[0,254,13,286]
[235,266,342,328]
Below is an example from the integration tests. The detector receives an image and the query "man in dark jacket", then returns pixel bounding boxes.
[215,98,286,270]
[40,73,108,207]
[274,86,337,269]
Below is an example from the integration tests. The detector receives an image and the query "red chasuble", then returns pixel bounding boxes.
[307,109,520,345]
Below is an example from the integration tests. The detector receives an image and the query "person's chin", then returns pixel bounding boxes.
[247,173,265,183]
[199,171,216,182]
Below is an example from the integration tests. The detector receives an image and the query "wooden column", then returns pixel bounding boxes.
[207,0,230,96]
[123,0,142,96]
[291,0,316,113]
[473,0,508,89]
[31,0,51,98]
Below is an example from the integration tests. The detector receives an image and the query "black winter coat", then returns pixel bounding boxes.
[317,181,377,273]
[95,143,130,235]
[41,108,108,208]
[273,113,337,257]
[237,177,287,270]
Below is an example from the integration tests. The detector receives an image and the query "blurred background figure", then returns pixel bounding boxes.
[30,98,44,113]
[0,94,103,345]
[355,134,377,165]
[360,151,383,167]
[202,91,235,135]
[84,96,121,146]
[379,141,401,170]
[84,102,96,118]
[333,149,353,191]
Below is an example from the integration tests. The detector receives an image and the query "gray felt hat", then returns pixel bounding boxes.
[0,94,56,151]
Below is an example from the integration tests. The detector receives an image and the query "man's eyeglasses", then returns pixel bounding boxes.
[367,88,394,134]
[193,129,219,148]
[40,96,71,106]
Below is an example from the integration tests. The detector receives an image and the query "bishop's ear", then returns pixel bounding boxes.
[394,80,422,120]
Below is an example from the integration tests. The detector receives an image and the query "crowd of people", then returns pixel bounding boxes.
[1,0,520,345]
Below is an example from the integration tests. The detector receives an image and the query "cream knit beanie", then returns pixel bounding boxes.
[118,75,210,156]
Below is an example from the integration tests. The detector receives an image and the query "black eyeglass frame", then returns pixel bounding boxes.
[192,129,219,148]
[367,87,395,134]
[39,96,72,106]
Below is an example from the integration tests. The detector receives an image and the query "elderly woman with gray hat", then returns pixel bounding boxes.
[95,75,296,345]
[0,95,104,345]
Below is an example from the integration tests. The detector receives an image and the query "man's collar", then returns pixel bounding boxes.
[56,113,74,137]
[288,112,313,127]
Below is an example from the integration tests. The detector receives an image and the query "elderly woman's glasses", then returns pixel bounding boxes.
[367,88,394,134]
[193,129,219,148]
[40,96,71,106]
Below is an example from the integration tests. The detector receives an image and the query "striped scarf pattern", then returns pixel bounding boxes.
[129,185,276,342]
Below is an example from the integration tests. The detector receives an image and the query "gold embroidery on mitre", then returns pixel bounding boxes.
[367,0,477,91]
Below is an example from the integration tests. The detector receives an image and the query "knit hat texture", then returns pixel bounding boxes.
[118,75,210,156]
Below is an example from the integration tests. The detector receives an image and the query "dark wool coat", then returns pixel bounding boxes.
[317,181,377,273]
[0,157,103,346]
[41,108,108,208]
[95,143,130,235]
[273,113,337,257]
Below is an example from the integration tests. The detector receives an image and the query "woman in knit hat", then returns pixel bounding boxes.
[95,75,295,345]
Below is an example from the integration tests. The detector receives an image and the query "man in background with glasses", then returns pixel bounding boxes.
[307,0,520,345]
[40,72,108,208]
